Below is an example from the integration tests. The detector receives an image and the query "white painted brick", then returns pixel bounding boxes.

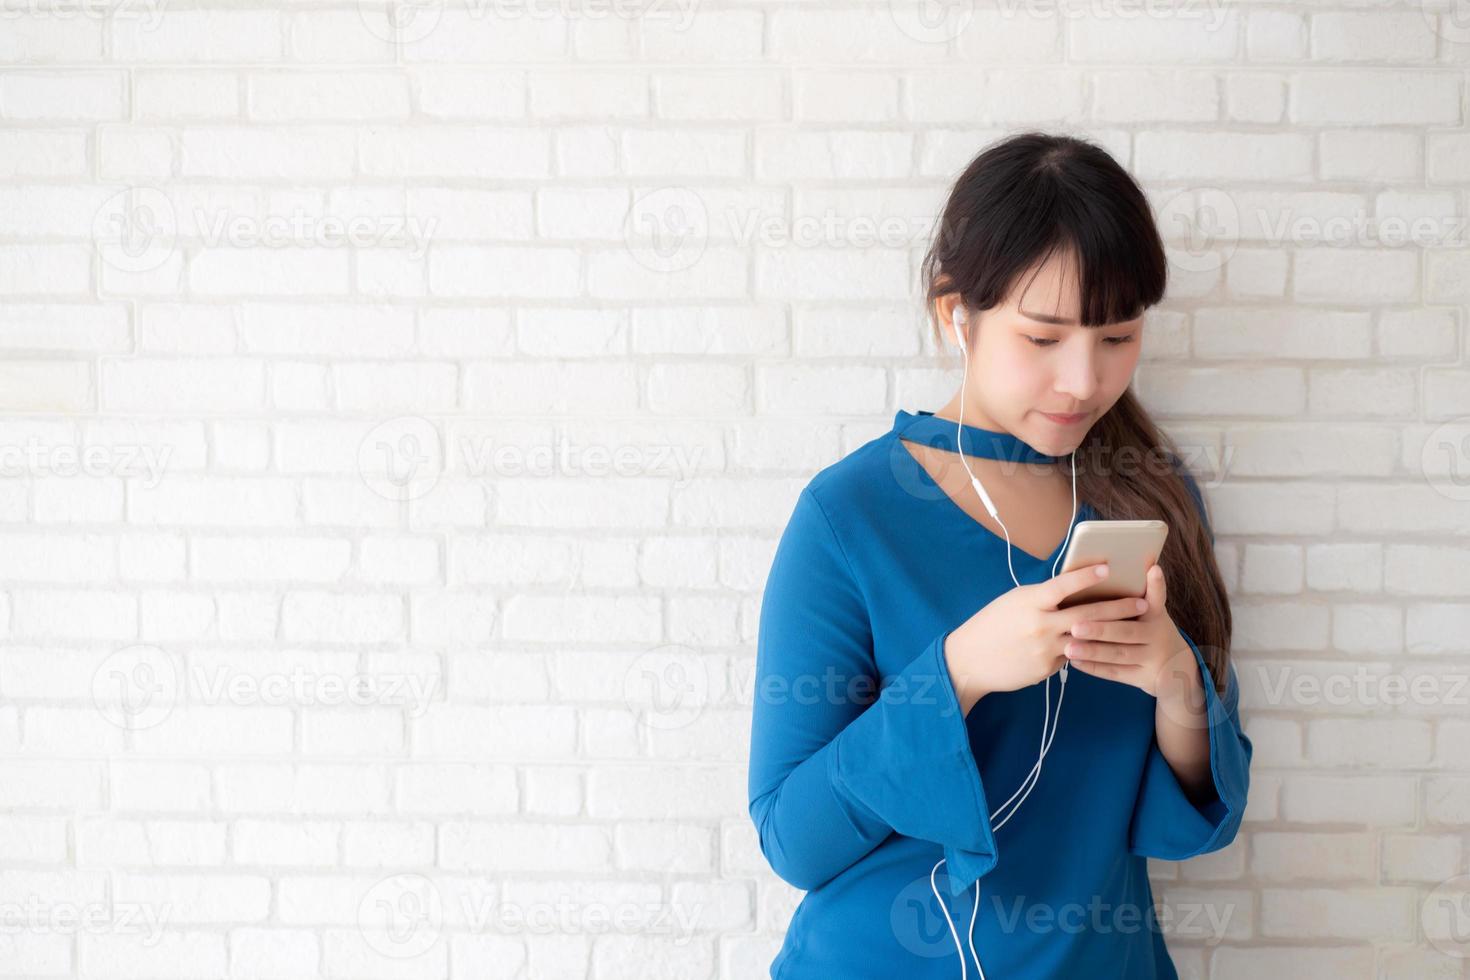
[115,871,271,923]
[753,130,908,181]
[1249,832,1375,882]
[135,71,239,119]
[1224,425,1394,477]
[233,819,339,866]
[640,537,718,589]
[1305,719,1431,769]
[1382,833,1461,883]
[1386,546,1470,596]
[1195,309,1370,359]
[1427,777,1470,824]
[1260,886,1415,940]
[1135,131,1311,180]
[413,705,577,761]
[98,126,173,179]
[1241,544,1303,594]
[302,708,405,757]
[632,308,788,355]
[1,71,125,120]
[1427,133,1470,183]
[282,592,404,644]
[1310,13,1437,63]
[342,820,434,868]
[1302,250,1419,307]
[215,764,391,815]
[1330,603,1404,654]
[1281,775,1418,826]
[0,15,103,62]
[1293,72,1461,125]
[181,126,354,179]
[1140,365,1304,418]
[114,10,282,62]
[440,822,611,872]
[80,932,227,978]
[794,71,899,123]
[617,822,714,874]
[1211,946,1372,976]
[1225,74,1285,123]
[101,359,264,414]
[395,763,519,816]
[756,366,887,414]
[1378,309,1458,361]
[523,767,582,818]
[1308,367,1416,418]
[248,72,410,120]
[495,479,666,529]
[229,928,321,979]
[502,595,659,644]
[646,363,748,415]
[0,815,67,863]
[109,762,210,812]
[1407,604,1470,655]
[1320,129,1422,181]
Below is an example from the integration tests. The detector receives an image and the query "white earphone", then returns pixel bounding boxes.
[929,301,1079,980]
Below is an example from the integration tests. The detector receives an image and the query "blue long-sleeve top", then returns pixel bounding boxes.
[748,408,1252,979]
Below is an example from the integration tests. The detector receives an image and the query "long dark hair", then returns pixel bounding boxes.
[919,131,1233,697]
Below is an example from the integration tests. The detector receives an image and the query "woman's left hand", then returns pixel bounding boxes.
[1061,562,1201,704]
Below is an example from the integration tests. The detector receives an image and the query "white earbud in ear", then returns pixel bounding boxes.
[952,304,968,353]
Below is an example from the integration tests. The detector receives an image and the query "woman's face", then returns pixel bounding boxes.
[948,250,1144,456]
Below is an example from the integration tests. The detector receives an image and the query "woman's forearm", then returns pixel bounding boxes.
[1153,655,1216,807]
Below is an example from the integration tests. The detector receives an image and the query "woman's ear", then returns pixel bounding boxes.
[938,294,968,353]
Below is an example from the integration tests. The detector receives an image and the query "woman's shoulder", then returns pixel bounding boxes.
[797,426,905,525]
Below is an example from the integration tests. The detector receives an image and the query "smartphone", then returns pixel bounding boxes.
[1054,520,1168,610]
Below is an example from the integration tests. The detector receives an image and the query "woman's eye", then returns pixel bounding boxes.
[1024,334,1134,347]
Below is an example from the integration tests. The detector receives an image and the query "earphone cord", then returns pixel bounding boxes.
[929,312,1079,979]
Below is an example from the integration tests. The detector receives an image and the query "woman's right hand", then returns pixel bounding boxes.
[942,562,1151,715]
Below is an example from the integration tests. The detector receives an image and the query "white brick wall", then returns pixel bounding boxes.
[0,5,1465,978]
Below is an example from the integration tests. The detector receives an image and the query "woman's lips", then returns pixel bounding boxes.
[1040,411,1089,425]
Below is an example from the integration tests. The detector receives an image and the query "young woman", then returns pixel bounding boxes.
[746,132,1251,979]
